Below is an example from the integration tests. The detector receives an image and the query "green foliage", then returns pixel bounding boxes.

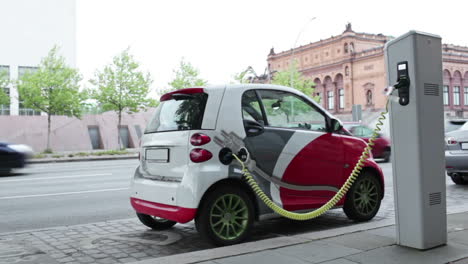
[167,58,207,91]
[43,148,53,154]
[271,62,319,102]
[89,48,155,114]
[0,70,9,105]
[17,46,85,117]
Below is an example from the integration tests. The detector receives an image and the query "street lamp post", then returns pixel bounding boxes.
[289,17,316,88]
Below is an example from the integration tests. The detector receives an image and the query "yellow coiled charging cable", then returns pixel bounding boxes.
[233,100,389,221]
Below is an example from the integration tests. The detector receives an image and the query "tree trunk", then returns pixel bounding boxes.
[46,114,51,151]
[117,110,122,150]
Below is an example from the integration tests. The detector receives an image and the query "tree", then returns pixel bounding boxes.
[271,62,318,100]
[167,58,207,91]
[0,69,9,106]
[17,46,85,152]
[89,48,154,149]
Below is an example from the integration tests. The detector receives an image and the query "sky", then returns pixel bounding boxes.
[76,0,468,94]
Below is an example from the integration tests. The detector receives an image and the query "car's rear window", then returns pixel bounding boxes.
[145,93,208,133]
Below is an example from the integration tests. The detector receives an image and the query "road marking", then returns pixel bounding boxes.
[0,173,113,183]
[0,188,129,200]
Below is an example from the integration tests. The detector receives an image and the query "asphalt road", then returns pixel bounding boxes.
[0,160,139,233]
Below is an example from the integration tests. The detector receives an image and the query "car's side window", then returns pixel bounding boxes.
[257,90,326,132]
[241,90,265,125]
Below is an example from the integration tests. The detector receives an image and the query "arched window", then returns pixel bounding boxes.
[366,90,373,106]
[345,66,349,76]
[344,43,348,53]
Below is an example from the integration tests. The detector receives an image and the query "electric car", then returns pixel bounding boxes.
[130,84,385,246]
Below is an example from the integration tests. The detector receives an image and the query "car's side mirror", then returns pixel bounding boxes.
[244,120,265,137]
[329,118,343,133]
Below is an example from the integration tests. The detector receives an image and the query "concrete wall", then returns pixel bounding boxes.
[0,109,155,152]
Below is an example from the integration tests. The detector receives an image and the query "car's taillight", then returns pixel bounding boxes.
[190,148,212,163]
[446,137,458,145]
[190,133,211,146]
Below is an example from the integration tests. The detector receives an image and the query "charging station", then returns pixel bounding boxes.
[385,31,447,249]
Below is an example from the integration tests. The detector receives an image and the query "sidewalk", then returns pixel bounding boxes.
[134,212,468,264]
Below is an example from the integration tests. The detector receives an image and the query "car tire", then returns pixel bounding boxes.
[450,174,468,185]
[195,185,254,246]
[343,171,382,222]
[136,213,177,230]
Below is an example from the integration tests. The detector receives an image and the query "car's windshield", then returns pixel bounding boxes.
[145,93,208,133]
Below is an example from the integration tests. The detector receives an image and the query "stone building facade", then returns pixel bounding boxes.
[267,24,468,119]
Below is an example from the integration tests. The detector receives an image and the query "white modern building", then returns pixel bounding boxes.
[0,0,77,116]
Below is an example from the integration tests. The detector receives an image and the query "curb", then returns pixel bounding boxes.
[28,154,138,164]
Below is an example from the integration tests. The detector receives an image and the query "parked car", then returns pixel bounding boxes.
[130,84,384,246]
[445,122,468,185]
[0,142,33,174]
[445,119,467,133]
[343,123,391,162]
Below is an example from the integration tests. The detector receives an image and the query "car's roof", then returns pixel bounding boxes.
[203,83,304,94]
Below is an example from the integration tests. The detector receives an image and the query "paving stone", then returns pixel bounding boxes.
[96,257,115,264]
[118,257,138,263]
[129,252,148,258]
[56,256,75,263]
[91,253,109,259]
[76,256,95,263]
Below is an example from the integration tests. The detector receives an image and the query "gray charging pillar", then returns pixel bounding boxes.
[385,31,447,249]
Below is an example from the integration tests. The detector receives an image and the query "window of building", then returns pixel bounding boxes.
[18,66,38,77]
[339,89,344,109]
[464,87,468,106]
[344,43,348,53]
[366,90,373,106]
[0,65,10,78]
[443,85,449,105]
[0,88,10,115]
[327,91,334,110]
[454,86,460,105]
[0,66,10,116]
[345,66,349,76]
[18,66,41,116]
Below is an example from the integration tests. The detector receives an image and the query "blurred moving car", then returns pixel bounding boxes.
[0,142,33,174]
[343,123,391,162]
[445,119,467,133]
[445,122,468,185]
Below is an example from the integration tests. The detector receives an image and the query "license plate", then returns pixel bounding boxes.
[145,148,169,162]
[462,143,468,150]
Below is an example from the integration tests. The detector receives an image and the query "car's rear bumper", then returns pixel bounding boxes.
[130,197,197,223]
[445,150,468,173]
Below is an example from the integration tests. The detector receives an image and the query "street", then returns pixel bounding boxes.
[0,159,467,264]
[0,160,138,233]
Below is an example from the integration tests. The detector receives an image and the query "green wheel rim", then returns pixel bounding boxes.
[210,194,249,240]
[353,178,379,216]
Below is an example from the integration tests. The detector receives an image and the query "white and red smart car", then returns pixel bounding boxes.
[130,84,384,246]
